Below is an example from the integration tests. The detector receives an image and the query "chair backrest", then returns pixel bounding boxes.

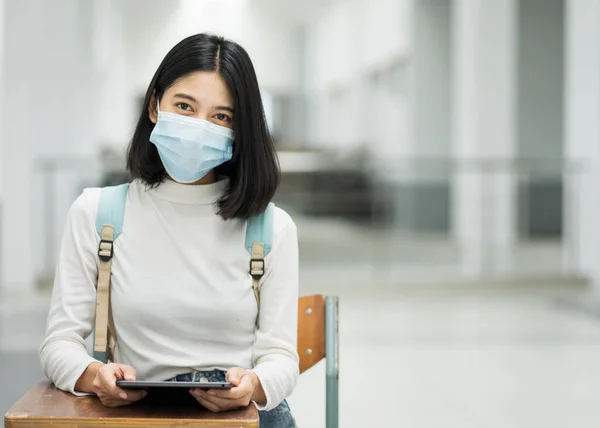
[297,294,326,373]
[297,294,339,428]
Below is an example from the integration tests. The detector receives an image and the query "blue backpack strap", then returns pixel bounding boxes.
[245,202,275,257]
[95,183,129,240]
[246,203,275,327]
[93,183,129,363]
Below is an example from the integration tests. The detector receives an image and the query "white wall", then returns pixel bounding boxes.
[80,0,304,155]
[92,0,303,151]
[125,0,300,101]
[1,0,98,292]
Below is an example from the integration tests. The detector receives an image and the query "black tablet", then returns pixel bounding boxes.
[116,380,233,389]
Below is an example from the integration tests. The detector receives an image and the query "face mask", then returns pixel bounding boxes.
[149,101,234,183]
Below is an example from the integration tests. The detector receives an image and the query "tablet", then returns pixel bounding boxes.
[116,380,233,390]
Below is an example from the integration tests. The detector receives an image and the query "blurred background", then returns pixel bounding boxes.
[2,0,600,426]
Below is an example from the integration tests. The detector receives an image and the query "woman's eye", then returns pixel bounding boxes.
[177,103,192,111]
[215,113,231,122]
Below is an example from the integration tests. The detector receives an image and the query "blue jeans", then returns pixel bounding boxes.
[166,370,297,428]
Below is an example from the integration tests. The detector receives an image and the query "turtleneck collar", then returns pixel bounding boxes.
[144,177,229,205]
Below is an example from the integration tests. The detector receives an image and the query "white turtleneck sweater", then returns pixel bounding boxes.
[39,178,299,411]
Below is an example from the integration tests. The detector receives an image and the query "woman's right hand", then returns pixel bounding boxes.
[91,363,147,407]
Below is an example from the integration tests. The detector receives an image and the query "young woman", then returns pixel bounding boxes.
[39,33,299,428]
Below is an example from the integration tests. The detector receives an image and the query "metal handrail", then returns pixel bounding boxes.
[31,154,588,283]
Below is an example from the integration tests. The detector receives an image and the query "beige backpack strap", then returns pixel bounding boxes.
[246,203,274,330]
[93,183,129,363]
[107,301,117,362]
[250,242,265,327]
[93,224,114,362]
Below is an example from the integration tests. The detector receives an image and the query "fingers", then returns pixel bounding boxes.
[117,364,137,381]
[102,398,137,408]
[225,367,247,386]
[97,388,140,407]
[112,367,146,401]
[208,371,256,399]
[190,391,222,413]
[204,385,245,399]
[98,387,146,404]
[190,387,250,411]
[235,373,255,395]
[109,384,129,400]
[98,368,127,399]
[94,363,144,406]
[99,387,146,405]
[96,366,118,392]
[120,389,148,402]
[110,364,139,399]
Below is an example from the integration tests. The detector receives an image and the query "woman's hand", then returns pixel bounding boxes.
[91,363,147,407]
[189,367,265,412]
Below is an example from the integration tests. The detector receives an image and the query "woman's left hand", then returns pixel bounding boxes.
[189,367,264,412]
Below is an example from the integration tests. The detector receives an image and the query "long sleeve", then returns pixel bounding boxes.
[250,220,300,411]
[39,189,101,394]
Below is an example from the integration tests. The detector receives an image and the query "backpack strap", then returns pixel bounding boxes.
[93,183,129,363]
[92,189,271,361]
[245,203,275,327]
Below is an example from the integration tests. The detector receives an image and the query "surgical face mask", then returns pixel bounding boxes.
[149,101,234,184]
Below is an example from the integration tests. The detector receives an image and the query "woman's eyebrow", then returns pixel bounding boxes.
[173,93,198,103]
[173,93,234,112]
[215,105,235,113]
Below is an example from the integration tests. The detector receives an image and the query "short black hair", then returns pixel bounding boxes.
[126,33,280,220]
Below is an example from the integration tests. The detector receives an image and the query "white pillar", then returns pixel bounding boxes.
[0,0,4,201]
[1,0,95,293]
[563,0,600,282]
[451,0,518,276]
[401,0,451,232]
[93,0,133,150]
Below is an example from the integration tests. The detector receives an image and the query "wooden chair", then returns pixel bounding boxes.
[4,295,339,428]
[297,295,340,428]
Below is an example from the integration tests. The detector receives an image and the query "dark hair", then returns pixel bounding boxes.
[126,33,280,220]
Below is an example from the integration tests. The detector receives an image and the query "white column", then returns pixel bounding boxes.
[401,0,451,232]
[563,0,600,283]
[451,0,518,276]
[93,0,132,150]
[1,0,95,293]
[0,0,4,202]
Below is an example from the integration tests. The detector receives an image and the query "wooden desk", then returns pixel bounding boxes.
[4,381,259,428]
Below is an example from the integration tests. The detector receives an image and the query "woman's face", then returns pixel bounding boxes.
[149,71,235,129]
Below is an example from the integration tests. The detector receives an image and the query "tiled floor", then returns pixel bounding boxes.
[2,284,600,427]
[289,286,600,428]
